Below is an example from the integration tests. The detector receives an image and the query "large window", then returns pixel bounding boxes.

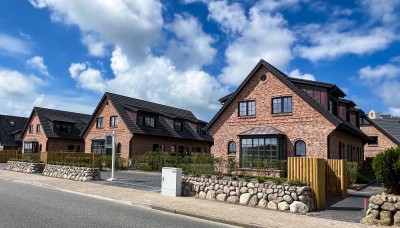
[272,97,292,114]
[174,120,183,132]
[24,142,38,153]
[96,117,104,128]
[294,140,306,157]
[91,140,105,154]
[228,141,236,155]
[239,100,256,117]
[240,137,282,168]
[110,116,118,127]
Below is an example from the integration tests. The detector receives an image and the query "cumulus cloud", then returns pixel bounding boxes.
[361,0,400,25]
[216,1,295,86]
[81,34,108,57]
[288,69,315,81]
[26,56,50,77]
[359,64,400,82]
[0,33,31,56]
[69,62,106,92]
[207,1,247,34]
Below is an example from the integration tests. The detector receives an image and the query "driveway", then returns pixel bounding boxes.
[97,170,161,192]
[308,182,384,223]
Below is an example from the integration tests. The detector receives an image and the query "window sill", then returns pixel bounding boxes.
[228,154,236,157]
[110,126,118,129]
[96,127,104,129]
[272,113,293,117]
[368,145,379,147]
[238,116,256,119]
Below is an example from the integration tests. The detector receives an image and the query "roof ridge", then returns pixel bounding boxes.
[34,106,91,117]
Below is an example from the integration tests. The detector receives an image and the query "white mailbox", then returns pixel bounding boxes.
[161,167,182,197]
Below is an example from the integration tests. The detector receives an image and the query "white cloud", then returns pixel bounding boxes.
[207,1,247,34]
[26,56,50,77]
[69,63,106,92]
[217,2,295,86]
[81,34,108,57]
[377,81,400,111]
[359,64,400,82]
[361,0,400,25]
[288,69,315,81]
[389,107,400,117]
[0,33,31,55]
[296,26,395,62]
[165,14,216,69]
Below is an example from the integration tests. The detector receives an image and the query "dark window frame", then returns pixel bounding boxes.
[228,141,236,155]
[238,100,256,117]
[29,125,33,133]
[294,140,306,157]
[96,117,104,128]
[174,120,184,132]
[36,124,41,133]
[368,136,378,145]
[54,122,73,134]
[272,96,292,114]
[138,115,157,128]
[110,116,118,127]
[239,136,283,168]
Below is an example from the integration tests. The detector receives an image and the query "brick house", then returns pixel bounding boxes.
[21,107,91,153]
[205,60,371,167]
[361,110,400,160]
[0,114,28,151]
[81,92,213,160]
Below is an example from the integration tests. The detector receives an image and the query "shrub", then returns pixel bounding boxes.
[372,147,400,194]
[256,176,265,183]
[347,162,360,185]
[287,179,307,186]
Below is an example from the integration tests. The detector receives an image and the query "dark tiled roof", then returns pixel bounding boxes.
[23,107,91,140]
[288,77,346,97]
[205,59,370,142]
[0,115,28,147]
[239,126,284,136]
[373,117,400,143]
[84,92,213,142]
[219,92,234,104]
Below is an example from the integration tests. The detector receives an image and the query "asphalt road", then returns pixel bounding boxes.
[0,178,232,228]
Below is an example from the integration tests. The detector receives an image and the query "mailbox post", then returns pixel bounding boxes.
[106,131,117,181]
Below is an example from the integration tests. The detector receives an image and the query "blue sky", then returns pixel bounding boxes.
[0,0,399,121]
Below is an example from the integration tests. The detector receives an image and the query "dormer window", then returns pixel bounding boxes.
[174,120,183,132]
[54,122,72,133]
[197,124,205,135]
[328,97,338,115]
[138,115,156,128]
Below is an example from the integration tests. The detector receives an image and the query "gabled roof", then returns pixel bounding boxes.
[22,107,91,140]
[0,114,28,147]
[82,92,213,142]
[371,116,400,144]
[205,59,370,142]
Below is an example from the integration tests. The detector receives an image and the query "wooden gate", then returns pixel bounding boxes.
[288,157,347,210]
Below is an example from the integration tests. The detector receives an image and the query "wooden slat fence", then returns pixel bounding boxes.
[326,159,347,196]
[0,151,21,163]
[288,157,348,210]
[41,152,101,164]
[288,157,326,209]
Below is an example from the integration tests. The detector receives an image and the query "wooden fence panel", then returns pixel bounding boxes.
[326,159,347,196]
[288,157,326,209]
[0,151,21,163]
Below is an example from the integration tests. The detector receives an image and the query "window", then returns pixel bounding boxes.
[197,124,205,135]
[13,132,21,141]
[240,137,282,168]
[368,136,378,145]
[238,100,256,117]
[9,121,15,126]
[68,145,75,151]
[110,116,118,127]
[54,123,72,133]
[295,140,306,156]
[24,142,38,153]
[195,147,201,153]
[96,117,104,128]
[178,146,184,156]
[36,124,41,133]
[228,141,236,155]
[171,145,176,154]
[174,120,183,132]
[117,143,121,154]
[91,140,105,154]
[76,145,81,152]
[29,125,33,133]
[138,115,156,128]
[152,144,165,152]
[328,98,338,115]
[272,97,292,114]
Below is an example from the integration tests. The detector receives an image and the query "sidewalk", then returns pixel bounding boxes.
[0,169,367,228]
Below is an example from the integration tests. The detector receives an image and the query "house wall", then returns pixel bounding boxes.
[361,125,398,158]
[208,65,337,161]
[22,111,47,153]
[83,97,133,159]
[328,129,364,162]
[47,138,85,152]
[131,134,211,155]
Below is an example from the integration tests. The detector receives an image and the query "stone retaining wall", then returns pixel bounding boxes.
[43,164,101,182]
[182,176,314,213]
[5,161,45,173]
[361,193,400,226]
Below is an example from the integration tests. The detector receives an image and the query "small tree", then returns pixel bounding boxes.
[372,147,400,194]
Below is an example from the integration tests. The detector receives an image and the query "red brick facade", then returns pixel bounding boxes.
[22,111,84,152]
[208,64,365,163]
[361,125,398,158]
